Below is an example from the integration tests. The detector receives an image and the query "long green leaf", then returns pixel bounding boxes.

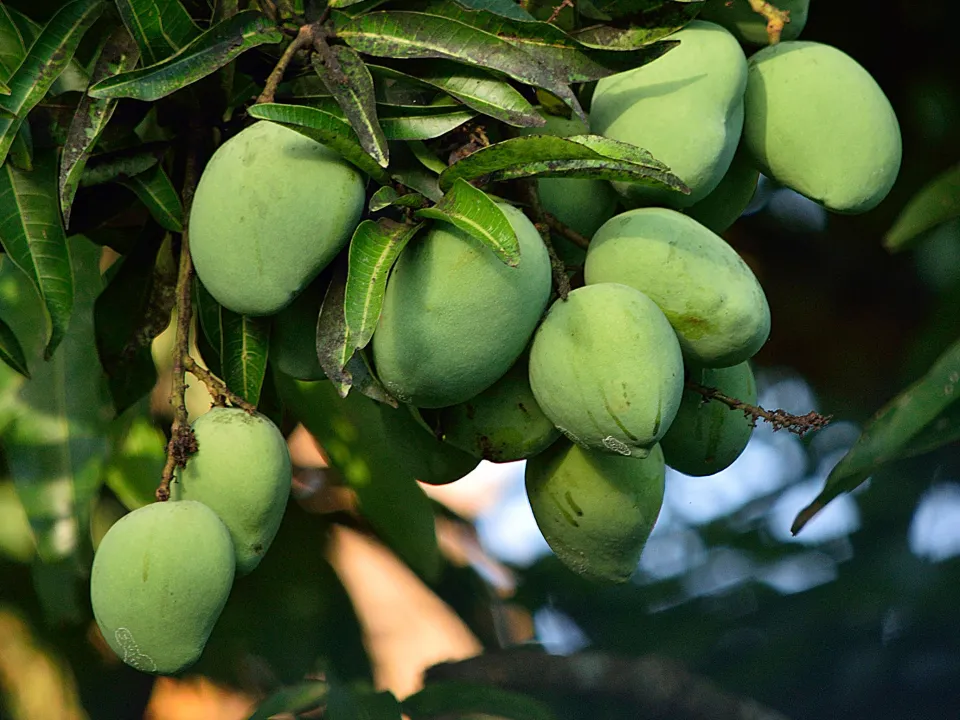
[306,96,474,141]
[403,681,557,720]
[248,682,329,720]
[450,0,536,20]
[884,162,960,252]
[88,11,282,102]
[573,1,702,48]
[60,27,141,227]
[4,7,90,96]
[438,133,689,193]
[118,164,184,233]
[417,178,520,264]
[0,152,74,359]
[0,0,104,168]
[0,312,29,378]
[313,46,389,167]
[0,5,28,79]
[792,336,960,535]
[369,186,428,212]
[115,0,201,65]
[345,219,423,355]
[389,141,443,201]
[220,312,271,406]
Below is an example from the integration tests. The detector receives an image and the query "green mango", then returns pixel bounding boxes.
[699,0,809,45]
[685,145,759,234]
[660,362,757,476]
[590,20,748,208]
[516,109,619,242]
[525,440,665,583]
[743,41,902,214]
[585,208,770,367]
[172,408,292,576]
[529,283,684,458]
[90,500,235,675]
[269,275,326,381]
[419,352,561,463]
[373,203,552,408]
[189,121,366,316]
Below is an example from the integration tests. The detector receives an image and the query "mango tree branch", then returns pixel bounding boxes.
[545,213,590,250]
[518,178,572,300]
[256,22,316,105]
[182,354,257,414]
[746,0,792,44]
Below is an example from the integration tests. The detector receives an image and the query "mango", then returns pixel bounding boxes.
[516,109,619,242]
[172,408,291,576]
[90,500,235,674]
[685,145,759,234]
[590,21,748,208]
[419,352,561,463]
[660,362,757,476]
[373,203,551,408]
[529,283,683,457]
[270,275,325,381]
[585,208,770,367]
[743,42,902,214]
[525,440,665,583]
[699,0,809,46]
[189,121,366,316]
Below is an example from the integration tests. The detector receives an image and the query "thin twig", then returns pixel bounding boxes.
[685,379,832,437]
[518,179,571,300]
[255,22,316,105]
[745,0,791,44]
[546,0,574,24]
[183,354,257,414]
[545,213,591,250]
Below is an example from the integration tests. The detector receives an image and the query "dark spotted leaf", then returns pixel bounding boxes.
[115,0,200,65]
[369,186,428,212]
[573,0,701,48]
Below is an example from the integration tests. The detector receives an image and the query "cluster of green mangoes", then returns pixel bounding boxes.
[90,409,292,674]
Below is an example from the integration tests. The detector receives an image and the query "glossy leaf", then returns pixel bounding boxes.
[885,162,960,252]
[0,0,104,168]
[417,178,520,264]
[345,219,423,354]
[118,164,184,233]
[59,26,141,227]
[8,122,32,171]
[247,682,329,720]
[403,681,557,720]
[793,336,960,535]
[116,0,201,65]
[438,133,689,193]
[220,312,271,406]
[0,6,27,79]
[88,11,283,102]
[248,103,392,183]
[390,141,443,200]
[0,152,74,359]
[313,46,389,167]
[307,95,475,141]
[3,7,89,96]
[0,312,29,378]
[369,186,428,212]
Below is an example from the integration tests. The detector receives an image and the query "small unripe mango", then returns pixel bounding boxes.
[590,21,748,208]
[173,408,292,576]
[525,440,665,583]
[90,501,235,675]
[420,353,561,463]
[660,362,757,476]
[743,42,902,214]
[189,121,366,316]
[700,0,809,46]
[685,146,759,234]
[529,283,684,457]
[373,204,551,408]
[585,208,770,367]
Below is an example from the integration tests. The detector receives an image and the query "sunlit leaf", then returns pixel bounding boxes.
[115,0,201,65]
[104,413,167,511]
[885,162,960,253]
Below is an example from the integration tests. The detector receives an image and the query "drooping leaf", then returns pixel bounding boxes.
[884,163,960,252]
[79,148,161,188]
[0,312,29,378]
[417,178,520,264]
[313,46,389,167]
[345,219,423,355]
[115,0,201,65]
[390,141,443,200]
[407,139,448,175]
[220,312,271,406]
[248,103,392,183]
[103,412,167,511]
[306,95,475,141]
[573,0,702,48]
[88,11,283,102]
[0,0,104,168]
[60,26,141,227]
[369,185,428,212]
[118,164,184,233]
[247,682,329,720]
[0,151,74,359]
[402,681,557,720]
[792,336,960,535]
[438,133,689,194]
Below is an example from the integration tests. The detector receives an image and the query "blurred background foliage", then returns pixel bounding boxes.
[1,0,960,718]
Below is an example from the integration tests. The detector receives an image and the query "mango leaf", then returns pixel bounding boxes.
[0,6,27,79]
[573,0,702,48]
[60,26,141,227]
[334,10,584,121]
[390,141,443,201]
[885,162,960,252]
[585,0,701,21]
[417,178,519,265]
[313,46,389,167]
[402,681,557,720]
[248,103,392,183]
[220,312,271,406]
[327,682,402,720]
[115,0,201,65]
[194,280,224,376]
[0,313,29,378]
[345,219,423,355]
[88,11,283,102]
[248,682,329,720]
[0,151,74,359]
[103,412,167,511]
[0,0,104,168]
[451,0,536,20]
[3,235,112,564]
[368,61,542,127]
[306,95,475,141]
[438,134,689,193]
[118,164,184,233]
[8,122,32,171]
[792,335,960,535]
[79,148,161,188]
[329,0,375,8]
[369,186,428,212]
[407,139,448,175]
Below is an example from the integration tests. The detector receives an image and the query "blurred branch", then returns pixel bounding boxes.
[426,650,792,720]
